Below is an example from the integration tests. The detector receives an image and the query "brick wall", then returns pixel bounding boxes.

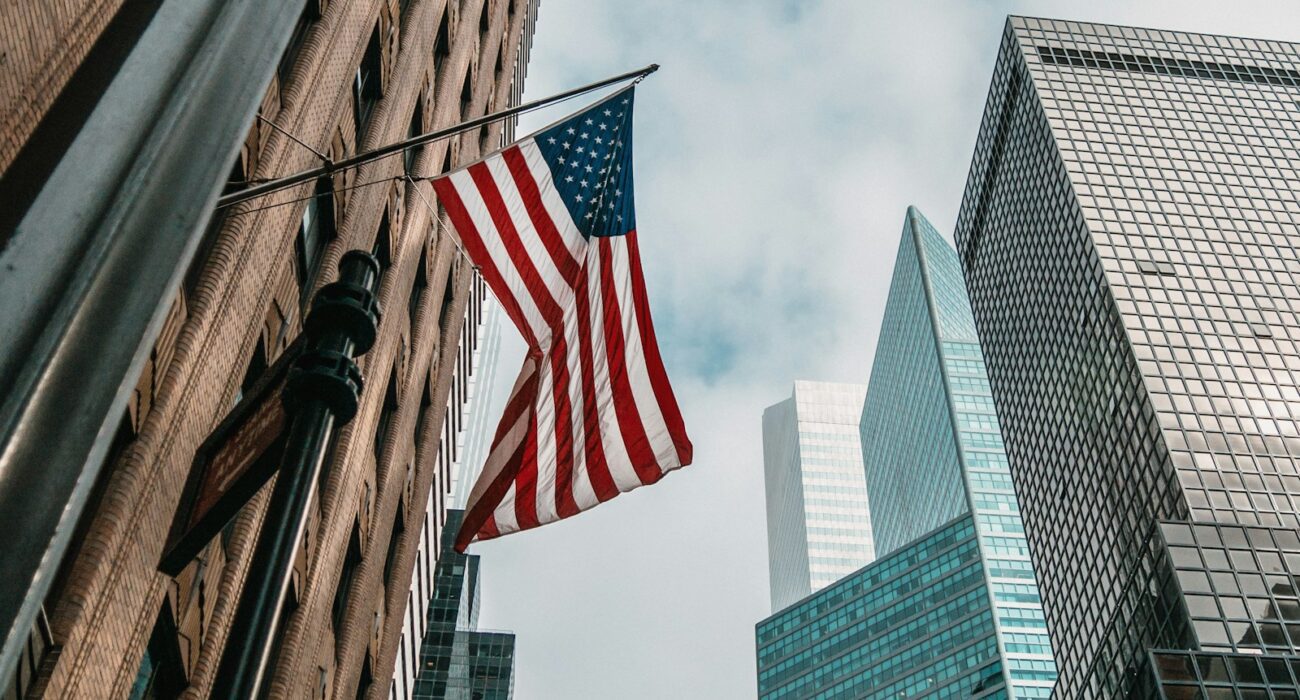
[19,0,533,697]
[0,0,124,174]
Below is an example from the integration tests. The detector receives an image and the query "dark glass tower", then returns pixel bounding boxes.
[412,510,516,699]
[957,17,1300,698]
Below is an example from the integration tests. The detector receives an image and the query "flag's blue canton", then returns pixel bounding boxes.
[535,87,636,239]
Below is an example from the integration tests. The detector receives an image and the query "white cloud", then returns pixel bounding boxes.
[472,2,1300,697]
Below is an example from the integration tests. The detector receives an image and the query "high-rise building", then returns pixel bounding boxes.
[763,381,874,611]
[755,209,1055,699]
[388,282,507,700]
[861,207,980,557]
[862,207,1056,696]
[410,510,515,700]
[957,17,1300,697]
[1,1,538,698]
[758,515,1006,699]
[389,2,524,688]
[450,298,505,511]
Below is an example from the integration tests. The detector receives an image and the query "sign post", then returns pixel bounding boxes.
[159,337,304,576]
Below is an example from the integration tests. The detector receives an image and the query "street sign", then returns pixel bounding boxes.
[159,338,305,576]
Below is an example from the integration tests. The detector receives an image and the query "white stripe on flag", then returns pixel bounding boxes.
[561,299,600,511]
[485,154,575,308]
[605,236,679,472]
[584,242,641,491]
[494,481,520,536]
[530,355,560,525]
[519,140,588,263]
[447,167,552,347]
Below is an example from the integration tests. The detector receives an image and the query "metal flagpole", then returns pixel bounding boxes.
[217,63,659,210]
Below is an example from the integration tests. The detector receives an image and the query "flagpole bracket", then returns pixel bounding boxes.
[633,64,659,84]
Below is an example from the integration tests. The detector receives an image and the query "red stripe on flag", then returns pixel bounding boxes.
[502,146,581,288]
[466,163,565,326]
[624,231,693,466]
[480,513,500,541]
[597,238,663,485]
[432,178,540,349]
[571,261,618,503]
[455,356,540,552]
[468,163,578,522]
[546,341,581,518]
[512,406,541,531]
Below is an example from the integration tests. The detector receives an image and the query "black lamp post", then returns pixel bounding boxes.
[209,250,381,699]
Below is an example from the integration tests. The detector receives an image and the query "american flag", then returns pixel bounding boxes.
[432,86,692,551]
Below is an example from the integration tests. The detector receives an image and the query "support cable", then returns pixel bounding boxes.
[225,175,402,217]
[405,173,474,266]
[256,113,331,164]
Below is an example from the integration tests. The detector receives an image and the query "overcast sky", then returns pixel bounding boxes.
[471,2,1300,698]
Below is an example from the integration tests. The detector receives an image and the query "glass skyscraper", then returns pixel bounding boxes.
[391,280,507,699]
[755,209,1055,699]
[763,381,874,611]
[863,208,1055,697]
[412,510,516,699]
[956,17,1300,698]
[758,515,1005,699]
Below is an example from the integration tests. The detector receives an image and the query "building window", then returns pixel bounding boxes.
[384,506,406,588]
[437,270,455,330]
[459,71,473,122]
[295,177,335,304]
[408,246,427,335]
[371,211,391,284]
[5,608,52,700]
[355,655,373,700]
[331,526,363,635]
[405,100,424,176]
[354,24,383,148]
[128,605,186,700]
[277,2,319,98]
[432,14,450,76]
[416,382,431,446]
[235,338,268,406]
[375,368,399,461]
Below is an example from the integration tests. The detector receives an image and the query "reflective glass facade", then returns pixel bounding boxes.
[757,516,1007,700]
[764,381,874,611]
[1152,650,1300,699]
[956,17,1300,697]
[860,208,1055,697]
[1162,521,1300,652]
[411,510,516,699]
[863,208,985,554]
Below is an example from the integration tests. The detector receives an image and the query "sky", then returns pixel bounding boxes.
[470,2,1300,698]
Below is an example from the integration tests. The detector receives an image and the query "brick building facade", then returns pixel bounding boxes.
[0,0,126,175]
[1,0,537,697]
